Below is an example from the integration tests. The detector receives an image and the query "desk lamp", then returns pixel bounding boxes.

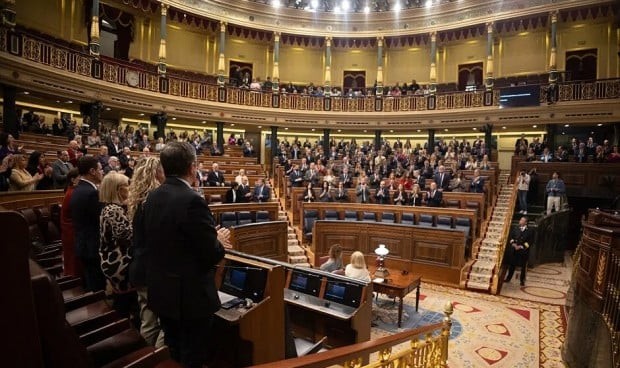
[374,244,390,278]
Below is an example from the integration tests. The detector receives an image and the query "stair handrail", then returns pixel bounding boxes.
[251,301,454,368]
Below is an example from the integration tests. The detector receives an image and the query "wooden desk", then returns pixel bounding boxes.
[369,266,421,328]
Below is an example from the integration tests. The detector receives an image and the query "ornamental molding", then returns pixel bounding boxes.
[161,0,610,38]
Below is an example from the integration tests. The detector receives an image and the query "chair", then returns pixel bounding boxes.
[33,206,61,244]
[303,210,319,241]
[401,213,415,225]
[418,214,434,227]
[255,210,270,223]
[445,199,461,209]
[436,216,453,229]
[208,194,223,204]
[220,212,238,228]
[237,211,253,225]
[344,210,358,221]
[455,217,472,236]
[18,208,61,255]
[324,210,339,221]
[381,212,395,223]
[362,212,377,222]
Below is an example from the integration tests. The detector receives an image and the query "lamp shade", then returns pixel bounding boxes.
[375,244,389,257]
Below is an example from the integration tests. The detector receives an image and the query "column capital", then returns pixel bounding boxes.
[325,36,332,41]
[160,3,169,15]
[325,37,332,47]
[430,31,437,42]
[550,10,558,23]
[377,36,384,47]
[220,21,227,32]
[486,22,494,33]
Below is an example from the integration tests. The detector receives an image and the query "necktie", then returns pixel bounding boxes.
[440,173,444,186]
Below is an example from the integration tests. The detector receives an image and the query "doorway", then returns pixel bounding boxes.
[229,61,253,87]
[343,70,366,94]
[565,49,597,81]
[458,62,483,91]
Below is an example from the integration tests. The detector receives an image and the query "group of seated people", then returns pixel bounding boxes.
[319,244,371,282]
[515,135,620,163]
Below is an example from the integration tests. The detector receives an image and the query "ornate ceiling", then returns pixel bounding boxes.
[161,0,610,37]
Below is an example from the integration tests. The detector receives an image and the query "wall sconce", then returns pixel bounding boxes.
[374,244,390,278]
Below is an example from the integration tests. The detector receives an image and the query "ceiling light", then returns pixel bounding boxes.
[342,0,350,11]
[564,124,570,127]
[202,120,206,124]
[231,123,235,126]
[105,107,111,111]
[363,129,367,132]
[66,100,73,104]
[393,1,401,12]
[389,129,394,133]
[23,91,30,95]
[311,128,315,131]
[363,5,370,13]
[139,113,145,116]
[416,129,421,132]
[597,123,603,126]
[172,117,177,120]
[502,126,506,129]
[338,129,342,132]
[444,128,449,131]
[258,125,262,128]
[284,127,289,130]
[272,0,281,8]
[532,125,537,128]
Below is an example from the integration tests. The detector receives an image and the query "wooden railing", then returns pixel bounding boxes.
[252,302,453,368]
[490,179,519,294]
[3,26,619,114]
[564,209,620,368]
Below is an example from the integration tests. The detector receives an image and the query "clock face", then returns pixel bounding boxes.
[126,71,139,87]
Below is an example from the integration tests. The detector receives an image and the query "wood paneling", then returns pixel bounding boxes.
[230,221,288,261]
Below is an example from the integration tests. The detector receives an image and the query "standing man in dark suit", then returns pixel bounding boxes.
[289,164,304,187]
[207,163,226,186]
[505,216,533,286]
[356,178,371,203]
[335,182,349,202]
[433,165,451,192]
[469,168,485,193]
[70,156,104,291]
[374,181,389,204]
[225,182,241,203]
[339,167,353,188]
[136,142,231,367]
[425,182,443,207]
[52,150,73,189]
[252,178,271,202]
[237,177,252,202]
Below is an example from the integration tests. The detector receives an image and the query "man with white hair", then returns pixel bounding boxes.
[104,156,121,175]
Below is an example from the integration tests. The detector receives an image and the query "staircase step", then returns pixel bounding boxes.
[295,263,312,268]
[287,239,300,246]
[288,255,309,264]
[288,233,297,239]
[288,245,305,256]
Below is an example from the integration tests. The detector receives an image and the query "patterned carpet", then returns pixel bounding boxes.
[371,282,567,368]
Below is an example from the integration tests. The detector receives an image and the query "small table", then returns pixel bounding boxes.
[370,268,421,328]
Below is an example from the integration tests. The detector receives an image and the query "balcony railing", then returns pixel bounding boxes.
[2,26,619,113]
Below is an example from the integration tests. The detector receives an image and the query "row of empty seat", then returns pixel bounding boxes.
[219,210,271,228]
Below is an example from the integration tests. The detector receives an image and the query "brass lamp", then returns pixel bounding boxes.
[374,244,390,278]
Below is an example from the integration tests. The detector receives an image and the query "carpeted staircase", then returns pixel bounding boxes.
[270,179,311,267]
[466,171,517,293]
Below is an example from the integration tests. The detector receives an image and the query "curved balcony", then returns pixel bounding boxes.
[2,26,619,130]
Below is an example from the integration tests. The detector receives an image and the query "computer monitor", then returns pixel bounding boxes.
[323,279,364,308]
[220,262,268,302]
[288,269,322,297]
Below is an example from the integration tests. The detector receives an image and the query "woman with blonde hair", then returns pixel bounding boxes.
[127,157,165,347]
[345,251,371,282]
[99,172,134,316]
[9,154,43,191]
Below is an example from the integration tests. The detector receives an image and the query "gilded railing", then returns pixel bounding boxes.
[252,302,453,368]
[2,26,619,114]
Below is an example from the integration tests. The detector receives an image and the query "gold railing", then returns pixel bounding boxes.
[2,26,619,113]
[252,302,453,368]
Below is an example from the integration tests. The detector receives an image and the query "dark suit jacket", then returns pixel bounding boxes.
[434,172,451,191]
[470,177,485,193]
[138,177,225,320]
[253,185,271,202]
[426,190,443,207]
[225,188,241,203]
[289,170,304,187]
[70,180,101,260]
[238,184,252,202]
[335,189,349,202]
[375,187,389,204]
[507,225,534,266]
[207,171,226,186]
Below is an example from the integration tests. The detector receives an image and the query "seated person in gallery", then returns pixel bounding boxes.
[334,182,349,202]
[320,244,343,273]
[345,251,371,282]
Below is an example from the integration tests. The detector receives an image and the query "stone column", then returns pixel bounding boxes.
[2,84,18,138]
[270,126,278,157]
[427,129,435,151]
[216,122,225,150]
[547,11,559,103]
[89,0,100,56]
[217,21,227,86]
[272,32,280,92]
[485,22,494,90]
[323,129,330,149]
[324,36,332,96]
[376,36,384,96]
[157,4,168,75]
[429,31,437,95]
[374,130,382,150]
